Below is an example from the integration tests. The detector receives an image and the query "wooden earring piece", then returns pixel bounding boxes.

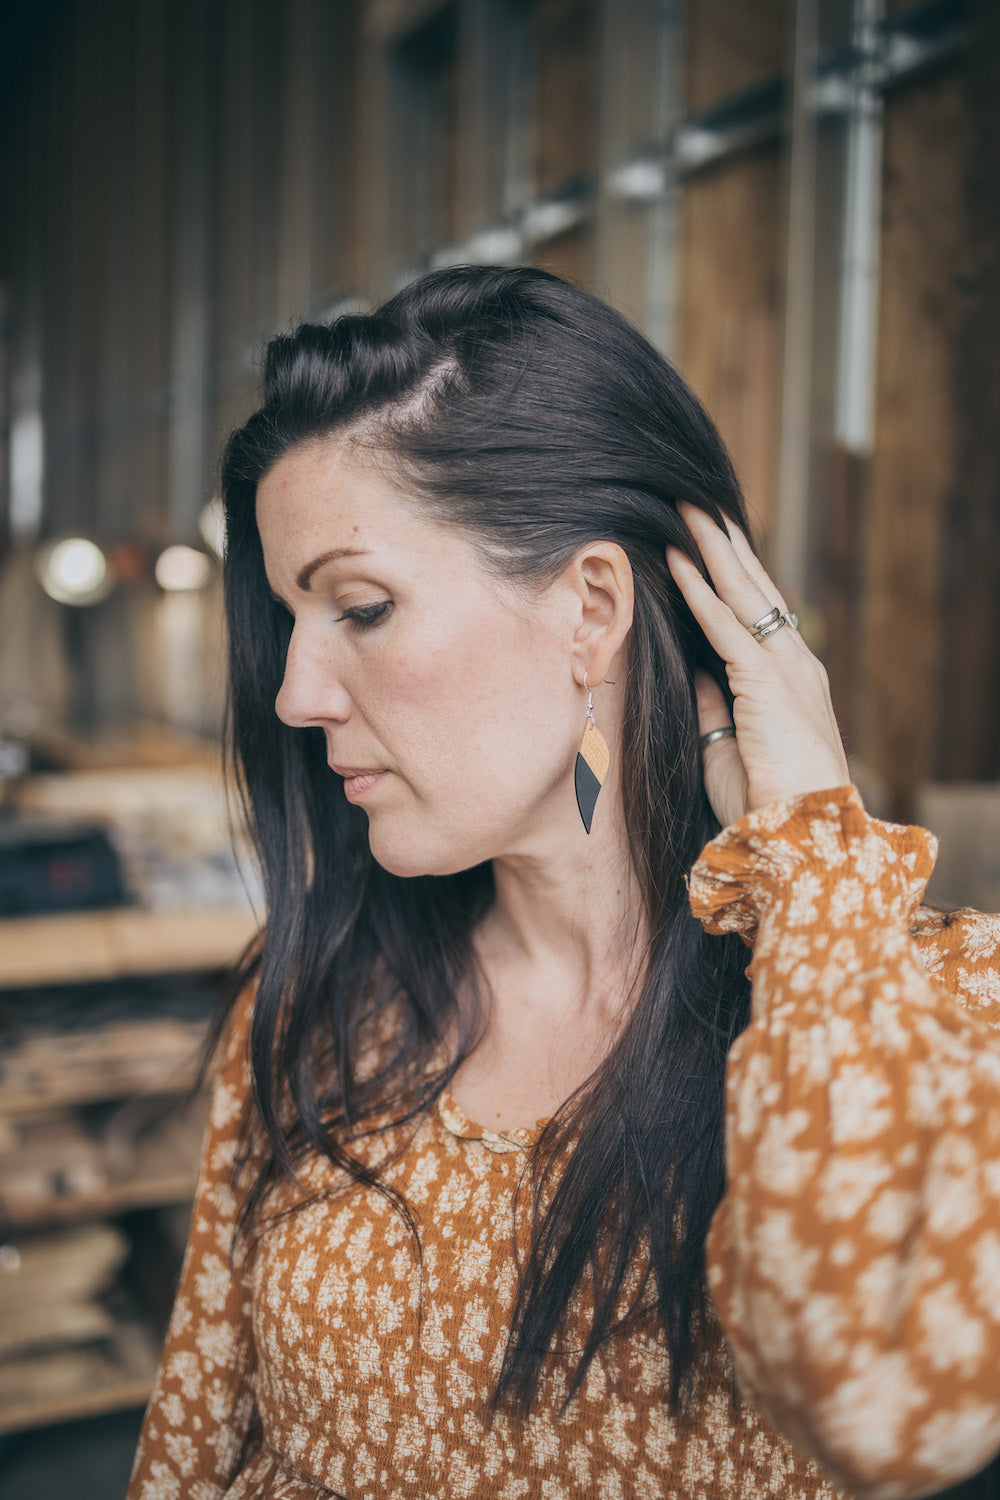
[575,688,610,835]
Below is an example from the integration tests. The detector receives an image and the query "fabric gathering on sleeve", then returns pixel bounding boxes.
[690,784,1000,1500]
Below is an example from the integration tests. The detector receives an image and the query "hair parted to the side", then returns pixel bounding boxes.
[217,264,753,1415]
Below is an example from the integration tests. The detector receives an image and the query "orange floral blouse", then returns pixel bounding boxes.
[127,786,1000,1499]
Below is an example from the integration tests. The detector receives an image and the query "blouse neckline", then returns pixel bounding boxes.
[435,1087,551,1154]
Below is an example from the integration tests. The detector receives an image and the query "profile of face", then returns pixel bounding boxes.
[255,438,631,879]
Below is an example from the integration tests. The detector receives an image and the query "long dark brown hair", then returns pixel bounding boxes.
[218,264,753,1414]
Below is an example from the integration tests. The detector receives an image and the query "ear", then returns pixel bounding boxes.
[564,542,634,688]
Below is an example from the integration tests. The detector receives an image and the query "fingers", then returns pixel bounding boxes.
[695,670,730,732]
[666,546,763,662]
[672,501,800,657]
[718,516,791,619]
[694,671,747,826]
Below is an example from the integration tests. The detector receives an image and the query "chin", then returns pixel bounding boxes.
[365,821,498,881]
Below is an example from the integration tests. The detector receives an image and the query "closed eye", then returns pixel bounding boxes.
[337,601,392,630]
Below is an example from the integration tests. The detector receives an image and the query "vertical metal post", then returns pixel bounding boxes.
[644,0,684,357]
[8,319,44,545]
[501,0,534,223]
[595,0,683,352]
[7,13,47,544]
[833,0,885,452]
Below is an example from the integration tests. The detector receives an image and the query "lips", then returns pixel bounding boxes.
[328,762,384,778]
[329,761,389,804]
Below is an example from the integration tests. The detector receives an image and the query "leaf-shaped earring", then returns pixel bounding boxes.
[575,673,610,834]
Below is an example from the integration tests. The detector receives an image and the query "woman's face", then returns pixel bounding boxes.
[255,437,589,878]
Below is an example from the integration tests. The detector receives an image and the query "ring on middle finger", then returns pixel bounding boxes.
[749,605,783,641]
[750,607,799,642]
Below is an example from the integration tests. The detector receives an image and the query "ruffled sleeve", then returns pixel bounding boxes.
[127,987,261,1500]
[692,785,1000,1500]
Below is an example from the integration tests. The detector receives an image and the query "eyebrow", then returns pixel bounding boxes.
[295,547,371,591]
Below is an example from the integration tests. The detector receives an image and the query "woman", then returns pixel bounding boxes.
[128,266,1000,1500]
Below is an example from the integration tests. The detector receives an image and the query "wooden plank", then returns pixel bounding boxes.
[0,907,258,989]
[378,8,457,268]
[860,67,965,816]
[530,225,596,290]
[276,0,315,321]
[129,0,170,547]
[935,0,1000,780]
[533,0,597,197]
[308,0,364,308]
[366,0,448,42]
[94,0,136,540]
[0,1021,208,1112]
[0,1321,160,1436]
[211,0,260,463]
[3,1173,199,1232]
[677,148,784,536]
[0,1374,156,1436]
[165,0,216,541]
[685,0,788,114]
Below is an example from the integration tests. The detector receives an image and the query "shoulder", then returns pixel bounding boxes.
[204,980,258,1140]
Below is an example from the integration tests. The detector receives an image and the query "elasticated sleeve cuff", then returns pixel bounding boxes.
[687,785,938,944]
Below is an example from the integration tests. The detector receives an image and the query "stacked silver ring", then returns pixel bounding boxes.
[750,605,799,642]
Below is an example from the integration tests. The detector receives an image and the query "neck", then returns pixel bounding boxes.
[477,792,648,1029]
[448,789,647,1130]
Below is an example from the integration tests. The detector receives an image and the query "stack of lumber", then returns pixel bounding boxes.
[0,1091,207,1226]
[0,1221,128,1357]
[0,1015,206,1112]
[0,1315,160,1433]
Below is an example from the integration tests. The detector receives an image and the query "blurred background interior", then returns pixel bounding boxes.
[0,0,998,1495]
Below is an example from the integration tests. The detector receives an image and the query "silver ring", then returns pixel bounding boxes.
[699,726,737,749]
[751,609,799,642]
[750,605,782,636]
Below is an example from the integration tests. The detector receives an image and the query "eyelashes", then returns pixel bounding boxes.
[336,601,392,631]
[267,595,393,632]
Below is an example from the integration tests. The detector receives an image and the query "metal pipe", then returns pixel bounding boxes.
[834,0,887,453]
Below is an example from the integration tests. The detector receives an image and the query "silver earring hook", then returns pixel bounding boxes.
[584,673,617,722]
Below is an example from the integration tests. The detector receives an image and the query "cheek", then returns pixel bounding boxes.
[365,637,501,779]
[358,600,573,807]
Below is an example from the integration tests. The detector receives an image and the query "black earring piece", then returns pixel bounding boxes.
[574,674,609,834]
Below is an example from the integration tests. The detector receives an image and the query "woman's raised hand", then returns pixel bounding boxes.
[666,501,851,830]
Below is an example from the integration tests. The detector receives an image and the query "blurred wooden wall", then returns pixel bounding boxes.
[1,0,997,809]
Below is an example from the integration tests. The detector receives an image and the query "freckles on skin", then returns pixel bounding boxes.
[364,557,568,821]
[255,439,583,877]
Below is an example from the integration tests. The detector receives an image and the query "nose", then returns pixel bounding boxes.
[274,625,352,730]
